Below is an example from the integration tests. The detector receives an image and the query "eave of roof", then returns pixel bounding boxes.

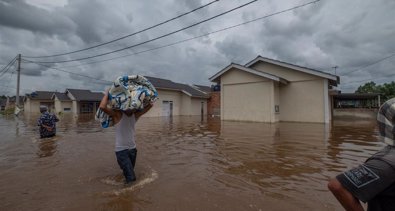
[209,63,289,85]
[245,56,339,85]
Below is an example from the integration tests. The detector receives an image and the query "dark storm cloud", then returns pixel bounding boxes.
[0,0,395,95]
[215,36,256,64]
[0,0,74,35]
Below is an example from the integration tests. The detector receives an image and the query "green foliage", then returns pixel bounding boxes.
[355,81,378,93]
[355,81,395,102]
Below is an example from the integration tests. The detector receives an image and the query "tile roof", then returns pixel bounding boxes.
[26,91,55,100]
[193,85,211,94]
[66,89,104,101]
[146,76,209,98]
[52,92,71,101]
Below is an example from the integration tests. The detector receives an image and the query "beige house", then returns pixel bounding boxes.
[65,89,103,114]
[144,76,209,117]
[24,91,56,113]
[209,56,339,123]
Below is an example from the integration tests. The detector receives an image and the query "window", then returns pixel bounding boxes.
[64,108,71,111]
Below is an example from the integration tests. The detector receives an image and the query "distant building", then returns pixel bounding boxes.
[65,89,103,114]
[0,98,6,111]
[210,56,339,123]
[331,93,381,119]
[145,76,209,117]
[332,93,381,109]
[24,91,56,113]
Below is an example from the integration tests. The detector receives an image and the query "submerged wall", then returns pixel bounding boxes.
[333,108,377,119]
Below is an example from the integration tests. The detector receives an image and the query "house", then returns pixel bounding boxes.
[209,56,339,123]
[0,98,6,111]
[52,92,73,113]
[65,89,103,114]
[331,93,381,119]
[145,76,209,117]
[24,91,56,113]
[332,93,381,109]
[7,96,25,109]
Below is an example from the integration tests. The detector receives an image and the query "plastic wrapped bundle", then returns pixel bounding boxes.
[95,75,158,128]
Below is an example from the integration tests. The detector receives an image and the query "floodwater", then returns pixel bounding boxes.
[0,113,381,211]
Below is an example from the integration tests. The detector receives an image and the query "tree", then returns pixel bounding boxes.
[355,81,395,102]
[355,81,379,94]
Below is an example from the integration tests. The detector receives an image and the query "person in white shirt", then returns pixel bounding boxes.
[99,90,153,185]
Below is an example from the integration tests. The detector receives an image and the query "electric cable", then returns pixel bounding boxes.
[22,59,112,83]
[23,0,220,58]
[56,0,322,69]
[340,51,395,76]
[26,0,258,64]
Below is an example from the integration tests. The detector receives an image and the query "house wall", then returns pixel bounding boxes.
[25,99,54,114]
[273,82,280,122]
[144,89,182,117]
[190,98,207,116]
[279,80,325,122]
[180,94,191,115]
[143,89,207,117]
[24,98,31,113]
[72,101,78,114]
[251,61,329,123]
[220,68,274,122]
[54,98,72,114]
[208,92,220,116]
[66,91,79,114]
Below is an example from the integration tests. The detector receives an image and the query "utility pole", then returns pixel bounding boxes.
[16,54,21,107]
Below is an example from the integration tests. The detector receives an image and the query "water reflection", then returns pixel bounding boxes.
[0,114,383,211]
[37,138,58,158]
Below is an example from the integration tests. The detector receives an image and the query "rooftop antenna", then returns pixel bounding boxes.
[332,66,338,75]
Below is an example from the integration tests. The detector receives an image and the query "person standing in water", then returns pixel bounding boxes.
[328,98,395,211]
[37,105,59,138]
[99,90,153,185]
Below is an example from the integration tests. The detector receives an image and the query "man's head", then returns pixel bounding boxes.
[377,98,395,145]
[39,105,48,113]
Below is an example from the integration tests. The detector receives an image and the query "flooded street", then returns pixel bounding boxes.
[0,114,382,211]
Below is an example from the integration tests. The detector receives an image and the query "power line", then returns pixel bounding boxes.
[0,70,16,94]
[22,59,112,84]
[340,51,395,76]
[0,56,17,76]
[0,56,17,78]
[19,0,321,92]
[23,0,220,58]
[25,0,258,64]
[341,72,395,88]
[57,0,322,69]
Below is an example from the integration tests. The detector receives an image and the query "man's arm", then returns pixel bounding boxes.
[53,114,59,122]
[328,178,364,211]
[99,90,116,117]
[135,103,153,120]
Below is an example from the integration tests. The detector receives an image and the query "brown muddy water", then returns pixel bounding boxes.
[0,114,381,211]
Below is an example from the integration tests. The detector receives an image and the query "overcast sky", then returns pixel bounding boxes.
[0,0,394,96]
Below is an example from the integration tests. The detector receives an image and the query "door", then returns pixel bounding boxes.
[162,101,173,116]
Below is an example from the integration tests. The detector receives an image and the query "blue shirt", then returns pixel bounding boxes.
[37,112,59,138]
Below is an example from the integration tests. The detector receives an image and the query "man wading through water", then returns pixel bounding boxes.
[328,98,395,211]
[37,105,59,138]
[99,89,153,186]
